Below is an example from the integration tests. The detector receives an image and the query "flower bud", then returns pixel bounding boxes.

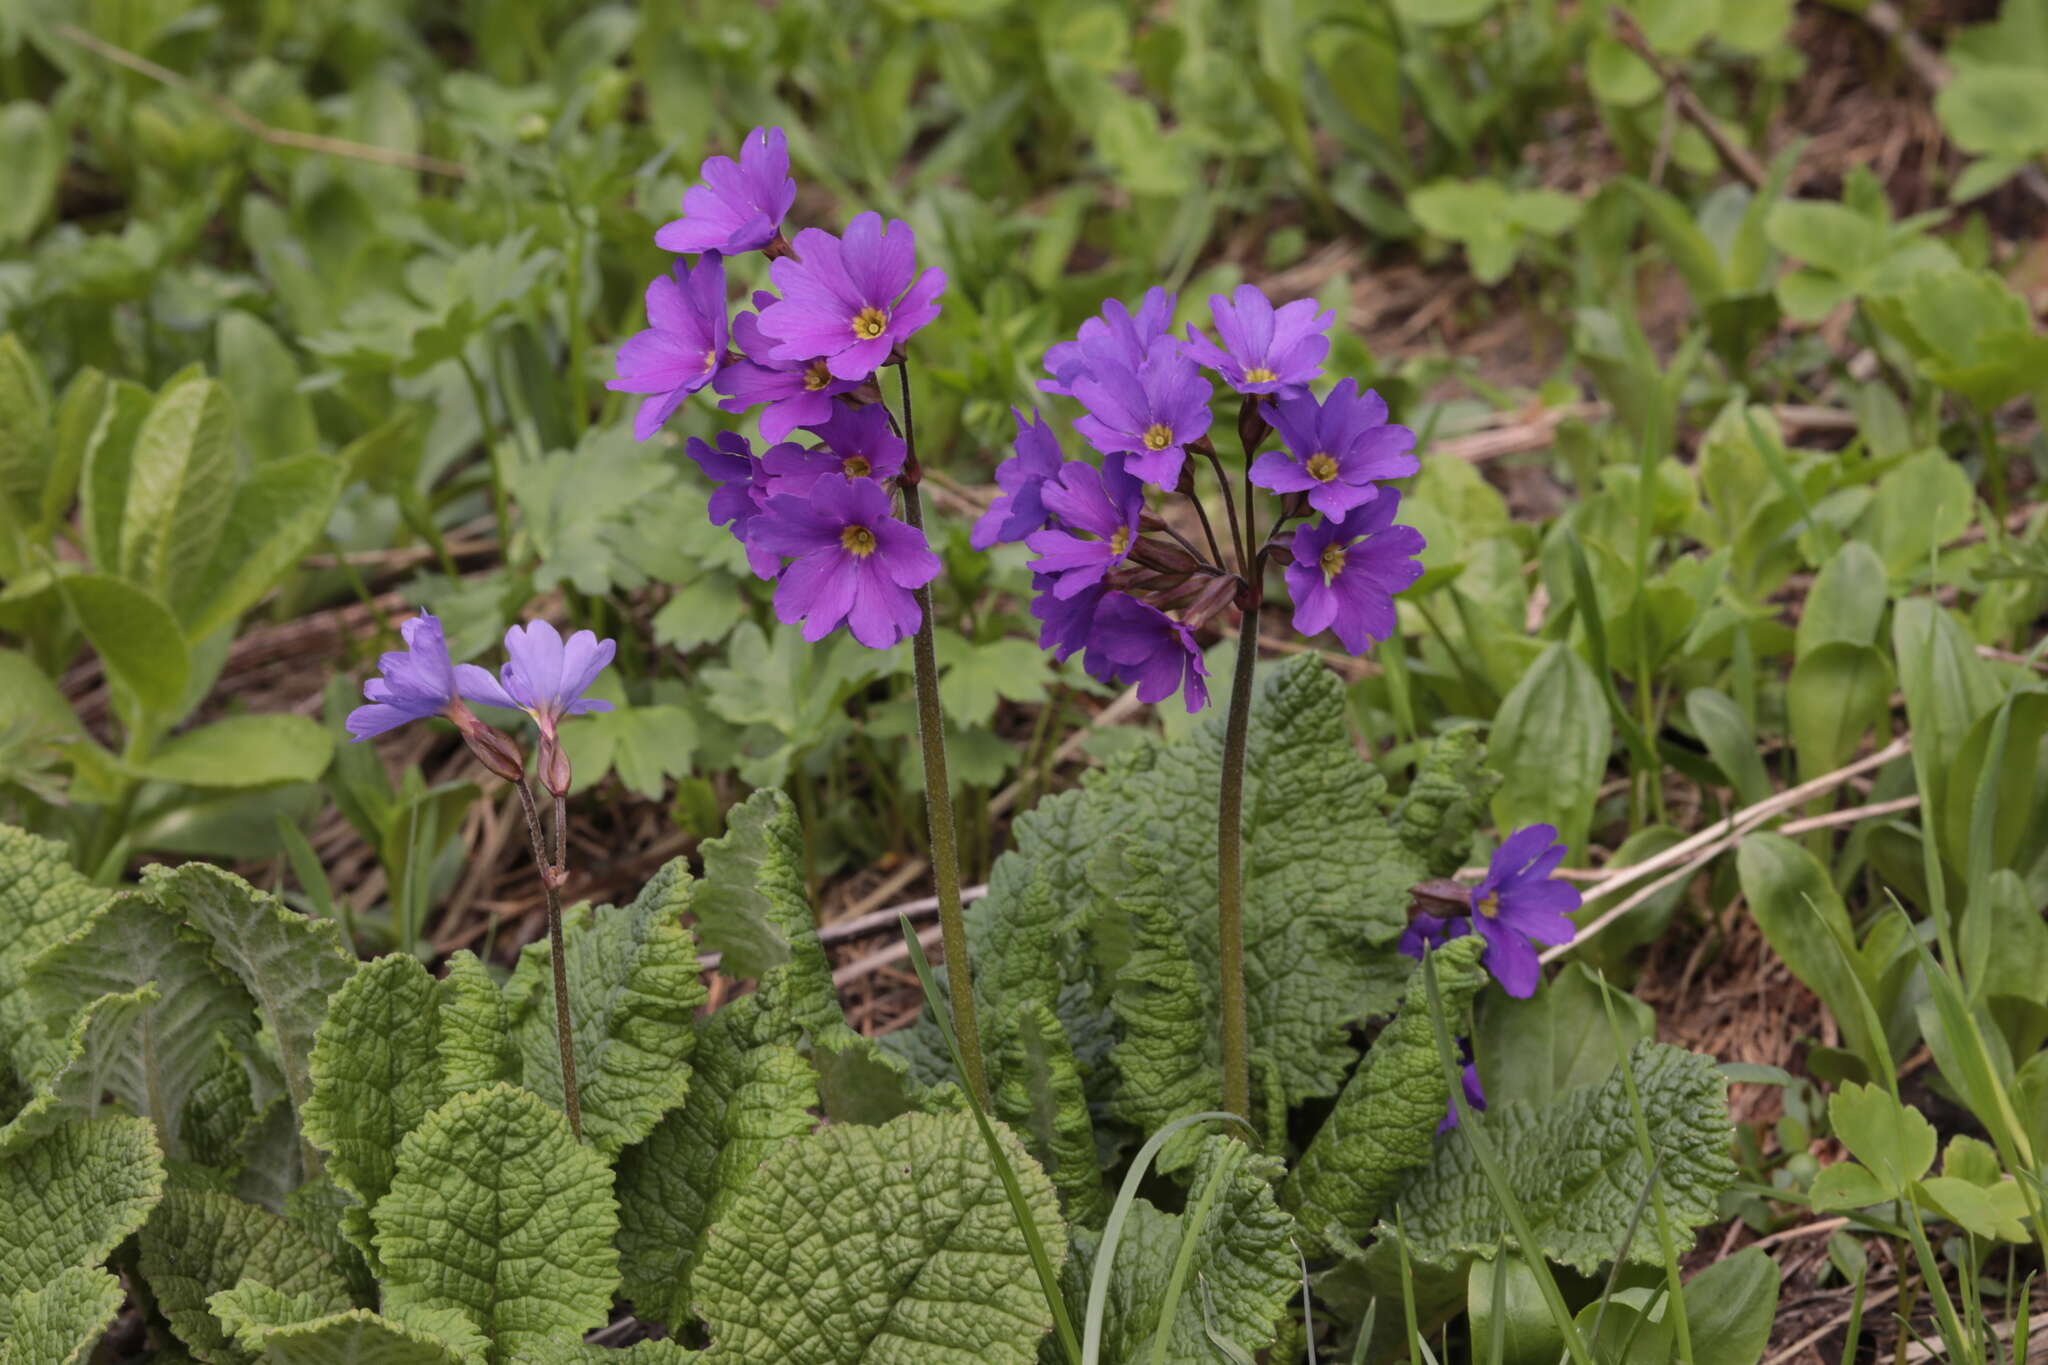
[536,731,574,800]
[1237,394,1271,454]
[448,703,526,784]
[1127,534,1201,577]
[1183,573,1244,630]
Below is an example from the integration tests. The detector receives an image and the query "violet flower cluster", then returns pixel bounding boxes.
[975,283,1426,711]
[1400,823,1582,998]
[611,126,947,650]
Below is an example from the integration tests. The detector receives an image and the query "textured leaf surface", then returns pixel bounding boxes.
[509,1343,700,1364]
[994,1003,1105,1226]
[1287,937,1486,1245]
[1393,730,1501,877]
[0,1265,125,1365]
[209,1281,486,1365]
[0,825,113,1080]
[1392,1041,1736,1272]
[1103,850,1216,1175]
[0,985,153,1154]
[507,861,704,1158]
[0,1116,164,1336]
[693,789,844,1044]
[373,1084,619,1364]
[137,1187,357,1363]
[694,1109,1064,1365]
[437,952,518,1095]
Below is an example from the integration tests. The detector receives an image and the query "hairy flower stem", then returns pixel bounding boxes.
[516,778,583,1142]
[894,363,990,1108]
[1216,589,1260,1128]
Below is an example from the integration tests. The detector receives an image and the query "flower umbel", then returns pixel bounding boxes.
[1071,336,1214,488]
[758,212,946,382]
[654,126,797,256]
[607,254,730,440]
[751,473,941,648]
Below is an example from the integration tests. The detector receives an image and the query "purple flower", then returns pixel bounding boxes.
[1249,379,1417,521]
[346,613,463,740]
[1072,337,1214,488]
[803,402,905,482]
[654,126,796,256]
[608,255,730,441]
[1283,496,1425,655]
[715,292,860,442]
[1030,577,1123,685]
[1041,287,1177,398]
[456,620,615,737]
[1469,824,1581,998]
[757,213,946,382]
[1183,285,1333,397]
[1399,911,1467,962]
[1025,456,1145,599]
[971,408,1065,550]
[751,474,940,649]
[1090,594,1209,712]
[1440,1048,1486,1134]
[687,432,783,580]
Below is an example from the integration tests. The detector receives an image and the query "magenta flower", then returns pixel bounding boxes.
[687,432,781,579]
[1025,455,1145,599]
[654,126,797,256]
[1467,824,1580,998]
[1090,594,1209,712]
[715,292,860,442]
[750,473,940,648]
[1249,379,1417,521]
[608,255,729,441]
[1183,285,1333,397]
[971,408,1065,550]
[1283,496,1425,656]
[1041,287,1177,398]
[456,620,615,738]
[757,213,946,382]
[346,613,464,740]
[1072,337,1214,488]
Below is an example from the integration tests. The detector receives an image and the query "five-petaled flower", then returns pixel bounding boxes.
[346,613,465,740]
[607,254,730,441]
[972,408,1065,550]
[1090,593,1210,712]
[655,126,797,256]
[1467,824,1581,998]
[1183,284,1333,397]
[1249,378,1417,522]
[750,473,941,648]
[715,291,859,442]
[758,212,946,382]
[1025,455,1145,598]
[456,620,616,738]
[1071,336,1214,488]
[1283,496,1426,656]
[1041,287,1177,398]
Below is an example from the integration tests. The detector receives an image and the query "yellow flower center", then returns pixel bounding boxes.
[852,306,889,340]
[1305,452,1339,482]
[1319,542,1346,580]
[803,360,833,391]
[1244,365,1278,383]
[843,456,871,478]
[1142,423,1174,451]
[702,349,719,373]
[1476,892,1501,919]
[841,525,878,557]
[1110,526,1130,556]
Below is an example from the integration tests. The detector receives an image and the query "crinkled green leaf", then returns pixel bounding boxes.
[437,952,518,1094]
[120,376,237,606]
[1087,1135,1299,1364]
[694,1109,1064,1365]
[994,1002,1106,1227]
[138,1187,357,1363]
[1286,935,1486,1245]
[692,789,843,1042]
[28,892,256,1158]
[506,860,704,1158]
[614,1017,817,1332]
[0,985,154,1154]
[373,1084,619,1365]
[1390,1041,1736,1273]
[0,825,113,1081]
[208,1280,487,1365]
[509,1343,700,1364]
[0,1265,125,1365]
[1103,847,1217,1175]
[0,1116,164,1336]
[1393,729,1501,877]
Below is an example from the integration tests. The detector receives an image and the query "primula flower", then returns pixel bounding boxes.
[803,403,906,482]
[1025,455,1145,599]
[1399,911,1466,962]
[457,620,616,736]
[1041,287,1177,397]
[751,473,940,648]
[1468,824,1581,998]
[1072,337,1214,487]
[654,126,797,256]
[1249,379,1417,521]
[758,213,946,382]
[608,255,729,441]
[346,613,464,740]
[688,432,781,579]
[1439,1046,1486,1134]
[971,408,1065,550]
[715,292,859,442]
[1090,593,1209,712]
[1183,285,1333,397]
[1283,496,1426,655]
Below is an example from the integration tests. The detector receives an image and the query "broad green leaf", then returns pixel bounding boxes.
[1682,1246,1778,1365]
[0,333,48,534]
[59,573,190,720]
[119,377,237,606]
[650,576,746,652]
[1913,1175,2030,1243]
[1737,834,1886,1076]
[0,105,59,248]
[374,1084,619,1365]
[1893,599,2001,844]
[138,1187,358,1363]
[1860,449,1975,576]
[1287,937,1485,1245]
[1589,36,1661,107]
[1945,700,2048,892]
[41,368,106,538]
[693,1109,1064,1365]
[1474,962,1654,1111]
[1488,642,1608,855]
[0,1117,163,1336]
[0,986,153,1154]
[1796,541,1887,656]
[511,1343,699,1365]
[177,455,347,640]
[1786,643,1892,783]
[1104,845,1219,1174]
[993,1002,1105,1227]
[1392,0,1496,23]
[1808,1159,1890,1211]
[1467,1255,1563,1365]
[934,635,1050,726]
[1684,689,1772,807]
[1936,66,2048,160]
[505,859,704,1158]
[1828,1081,1936,1195]
[215,312,320,462]
[437,952,518,1095]
[1392,728,1501,878]
[134,713,335,789]
[78,377,153,573]
[0,1265,125,1365]
[691,787,822,983]
[0,648,76,740]
[1393,1042,1735,1273]
[0,826,113,1083]
[209,1281,486,1365]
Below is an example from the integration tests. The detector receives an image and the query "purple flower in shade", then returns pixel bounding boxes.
[715,292,861,442]
[1249,379,1418,522]
[1439,1046,1486,1134]
[972,408,1065,550]
[654,126,797,256]
[1468,824,1581,998]
[803,403,906,482]
[687,432,781,580]
[1024,456,1145,598]
[1072,337,1215,488]
[1090,594,1210,712]
[1040,287,1177,398]
[608,255,730,441]
[1183,285,1334,397]
[750,473,940,648]
[1399,911,1468,962]
[757,213,946,382]
[346,613,462,740]
[1283,495,1426,656]
[456,620,615,738]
